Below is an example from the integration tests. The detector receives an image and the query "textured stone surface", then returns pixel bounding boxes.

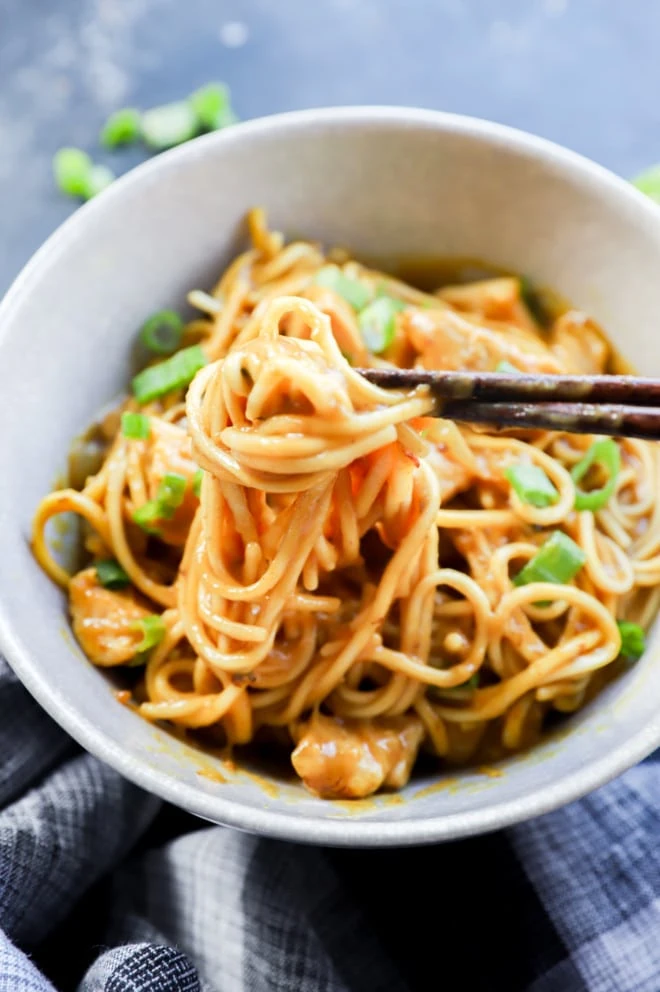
[1,0,659,292]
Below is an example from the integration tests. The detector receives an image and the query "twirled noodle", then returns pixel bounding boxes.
[32,208,659,799]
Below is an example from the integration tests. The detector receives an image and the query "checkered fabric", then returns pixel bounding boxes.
[1,655,660,992]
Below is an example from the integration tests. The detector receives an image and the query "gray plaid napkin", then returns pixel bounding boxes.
[1,654,660,992]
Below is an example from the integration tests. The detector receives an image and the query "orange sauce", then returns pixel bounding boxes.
[413,776,460,800]
[197,767,227,784]
[477,765,504,779]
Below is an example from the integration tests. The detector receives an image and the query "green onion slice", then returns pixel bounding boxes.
[496,360,520,374]
[513,530,586,587]
[100,108,141,148]
[358,297,405,354]
[313,266,371,311]
[53,149,114,200]
[519,276,547,325]
[132,344,207,403]
[505,463,559,508]
[140,310,184,355]
[95,559,130,589]
[570,438,621,511]
[85,164,115,200]
[126,651,149,668]
[141,101,198,150]
[132,502,162,535]
[193,469,204,499]
[617,621,646,661]
[53,148,93,198]
[632,164,660,204]
[133,472,188,532]
[189,82,236,130]
[133,615,166,652]
[450,673,480,692]
[157,473,187,516]
[121,412,150,440]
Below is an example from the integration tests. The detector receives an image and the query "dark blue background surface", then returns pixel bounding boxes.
[2,0,658,293]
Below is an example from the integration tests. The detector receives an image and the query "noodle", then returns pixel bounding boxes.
[32,209,658,799]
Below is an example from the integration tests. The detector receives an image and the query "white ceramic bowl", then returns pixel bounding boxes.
[2,107,660,846]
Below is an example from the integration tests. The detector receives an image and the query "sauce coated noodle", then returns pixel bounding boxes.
[32,209,658,799]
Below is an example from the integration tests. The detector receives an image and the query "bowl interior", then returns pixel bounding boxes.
[2,108,660,845]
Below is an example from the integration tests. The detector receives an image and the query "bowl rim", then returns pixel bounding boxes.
[3,104,660,846]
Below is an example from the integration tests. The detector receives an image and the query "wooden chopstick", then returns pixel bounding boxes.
[358,369,660,440]
[439,401,660,440]
[361,368,660,405]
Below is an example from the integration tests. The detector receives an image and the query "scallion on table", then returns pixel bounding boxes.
[141,101,198,150]
[100,108,142,148]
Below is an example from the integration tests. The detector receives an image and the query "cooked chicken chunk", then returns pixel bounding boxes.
[404,308,563,375]
[145,420,199,546]
[291,712,424,799]
[549,310,610,374]
[426,444,474,503]
[69,567,151,666]
[438,277,536,330]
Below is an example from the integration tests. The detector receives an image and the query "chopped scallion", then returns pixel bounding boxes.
[632,165,660,204]
[53,149,114,200]
[513,530,586,587]
[189,82,237,130]
[358,297,404,354]
[570,438,621,511]
[157,473,187,516]
[617,621,646,661]
[133,472,188,532]
[95,559,130,589]
[85,164,115,199]
[193,468,204,499]
[141,101,198,150]
[519,276,547,325]
[132,344,207,403]
[140,310,184,355]
[505,463,559,508]
[53,148,93,198]
[121,411,150,440]
[133,615,166,652]
[313,266,371,311]
[100,108,141,148]
[132,501,162,534]
[496,360,520,374]
[126,651,149,668]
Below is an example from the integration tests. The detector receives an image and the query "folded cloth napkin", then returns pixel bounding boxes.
[1,654,660,992]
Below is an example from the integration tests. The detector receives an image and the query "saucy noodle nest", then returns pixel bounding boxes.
[33,209,656,799]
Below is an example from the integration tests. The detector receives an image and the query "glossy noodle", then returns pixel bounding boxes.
[32,208,658,799]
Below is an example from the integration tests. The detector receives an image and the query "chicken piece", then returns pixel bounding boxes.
[426,444,474,503]
[549,310,610,374]
[404,308,564,375]
[69,567,151,666]
[145,419,199,546]
[291,712,424,798]
[452,528,511,605]
[438,277,536,331]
